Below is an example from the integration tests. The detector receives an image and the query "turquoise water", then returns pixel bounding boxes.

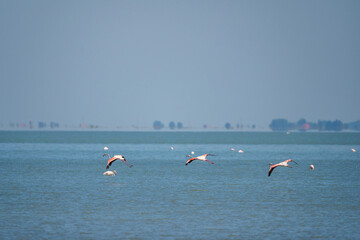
[0,131,359,239]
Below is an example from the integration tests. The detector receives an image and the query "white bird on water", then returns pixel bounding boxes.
[309,164,315,170]
[103,170,117,176]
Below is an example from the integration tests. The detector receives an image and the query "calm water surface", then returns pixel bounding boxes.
[0,131,359,239]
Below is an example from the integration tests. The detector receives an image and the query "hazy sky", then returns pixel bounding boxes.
[1,0,359,128]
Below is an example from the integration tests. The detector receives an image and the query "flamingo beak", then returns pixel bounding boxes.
[292,160,298,165]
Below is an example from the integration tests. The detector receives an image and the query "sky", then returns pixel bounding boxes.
[1,0,359,129]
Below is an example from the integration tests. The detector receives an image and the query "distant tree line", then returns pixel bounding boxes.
[270,118,360,131]
[153,121,183,130]
[9,121,60,129]
[224,122,256,130]
[154,122,257,130]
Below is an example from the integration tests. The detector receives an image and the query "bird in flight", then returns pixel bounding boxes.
[185,154,216,165]
[103,153,133,169]
[268,159,297,176]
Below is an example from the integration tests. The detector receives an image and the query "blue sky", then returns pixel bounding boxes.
[1,0,359,129]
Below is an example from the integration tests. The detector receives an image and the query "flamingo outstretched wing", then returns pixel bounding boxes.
[106,157,117,169]
[186,158,196,165]
[268,165,278,176]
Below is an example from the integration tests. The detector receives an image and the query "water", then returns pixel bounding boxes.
[0,131,359,239]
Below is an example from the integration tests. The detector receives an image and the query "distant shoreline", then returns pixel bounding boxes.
[0,128,360,133]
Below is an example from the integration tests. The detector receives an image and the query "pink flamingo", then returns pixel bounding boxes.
[103,153,133,169]
[185,154,215,165]
[268,159,297,176]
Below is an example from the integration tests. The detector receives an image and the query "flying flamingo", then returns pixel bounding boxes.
[268,159,297,176]
[103,170,117,176]
[103,153,133,169]
[185,154,215,165]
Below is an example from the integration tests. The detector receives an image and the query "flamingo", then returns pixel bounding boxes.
[185,154,215,165]
[268,159,297,176]
[103,170,117,176]
[103,153,133,169]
